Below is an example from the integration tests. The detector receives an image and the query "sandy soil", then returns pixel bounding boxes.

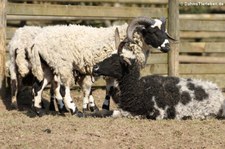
[1,88,225,149]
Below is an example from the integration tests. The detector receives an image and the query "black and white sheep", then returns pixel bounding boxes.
[29,16,173,115]
[91,48,225,120]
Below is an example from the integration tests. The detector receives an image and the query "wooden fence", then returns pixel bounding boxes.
[0,0,225,98]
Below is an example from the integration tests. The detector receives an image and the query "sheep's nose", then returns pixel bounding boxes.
[160,43,170,53]
[93,65,99,72]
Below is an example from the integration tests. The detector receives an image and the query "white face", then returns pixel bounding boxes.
[111,48,136,59]
[151,19,163,30]
[120,49,136,59]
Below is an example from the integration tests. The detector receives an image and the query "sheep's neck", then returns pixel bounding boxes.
[117,63,145,115]
[118,63,141,96]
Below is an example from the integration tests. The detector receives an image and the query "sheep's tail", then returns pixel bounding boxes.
[14,48,30,78]
[30,45,44,81]
[8,47,17,81]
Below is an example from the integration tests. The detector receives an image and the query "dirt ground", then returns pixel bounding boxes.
[1,88,225,149]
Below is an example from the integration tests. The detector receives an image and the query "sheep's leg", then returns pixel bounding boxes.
[78,76,90,112]
[102,86,111,110]
[88,89,99,112]
[10,79,18,109]
[74,74,98,113]
[78,76,98,112]
[102,78,115,110]
[49,81,56,111]
[11,75,23,109]
[60,85,82,117]
[53,76,68,113]
[32,78,49,116]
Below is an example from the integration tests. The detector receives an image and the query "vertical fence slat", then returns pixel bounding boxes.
[168,0,180,76]
[0,0,7,99]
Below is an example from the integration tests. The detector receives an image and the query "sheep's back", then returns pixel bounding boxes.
[140,75,225,120]
[32,24,128,75]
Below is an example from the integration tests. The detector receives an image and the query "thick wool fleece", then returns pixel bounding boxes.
[30,24,149,86]
[8,26,42,79]
[108,56,225,120]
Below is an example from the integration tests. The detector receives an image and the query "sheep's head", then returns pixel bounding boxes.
[93,53,134,79]
[120,16,175,53]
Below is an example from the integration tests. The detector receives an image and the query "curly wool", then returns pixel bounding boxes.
[30,24,149,86]
[8,26,42,79]
[93,55,225,119]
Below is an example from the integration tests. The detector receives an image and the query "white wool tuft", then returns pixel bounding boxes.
[151,19,163,29]
[8,26,42,79]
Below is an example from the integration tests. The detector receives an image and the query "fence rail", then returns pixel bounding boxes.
[7,3,167,19]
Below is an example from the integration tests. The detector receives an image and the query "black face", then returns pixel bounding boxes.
[92,54,129,79]
[141,26,170,53]
[137,24,170,53]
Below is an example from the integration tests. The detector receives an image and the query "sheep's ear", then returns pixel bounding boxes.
[121,57,131,74]
[115,28,120,50]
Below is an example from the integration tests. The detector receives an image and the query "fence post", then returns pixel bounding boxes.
[0,0,7,99]
[168,0,180,76]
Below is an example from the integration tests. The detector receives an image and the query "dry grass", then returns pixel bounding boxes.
[1,88,225,149]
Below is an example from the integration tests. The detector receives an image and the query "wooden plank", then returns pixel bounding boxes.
[8,0,168,4]
[7,3,167,19]
[180,31,225,38]
[179,55,225,64]
[179,0,225,4]
[9,0,224,4]
[141,64,225,75]
[168,0,179,76]
[6,27,16,40]
[180,42,225,53]
[7,15,126,21]
[141,64,168,75]
[180,20,225,31]
[180,64,225,74]
[180,14,225,21]
[146,53,168,64]
[181,74,225,89]
[0,0,7,98]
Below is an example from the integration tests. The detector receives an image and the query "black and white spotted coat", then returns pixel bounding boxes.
[92,53,225,120]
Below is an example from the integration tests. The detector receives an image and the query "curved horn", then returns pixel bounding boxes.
[127,16,156,43]
[117,38,128,55]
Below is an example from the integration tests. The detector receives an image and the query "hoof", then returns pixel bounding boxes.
[83,108,89,113]
[58,106,68,113]
[49,102,56,111]
[75,111,84,118]
[90,105,99,112]
[102,105,110,111]
[10,102,18,110]
[73,108,84,118]
[32,106,46,117]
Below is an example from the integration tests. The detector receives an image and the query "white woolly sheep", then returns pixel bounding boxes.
[8,26,42,109]
[90,50,225,120]
[7,26,69,113]
[29,16,173,115]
